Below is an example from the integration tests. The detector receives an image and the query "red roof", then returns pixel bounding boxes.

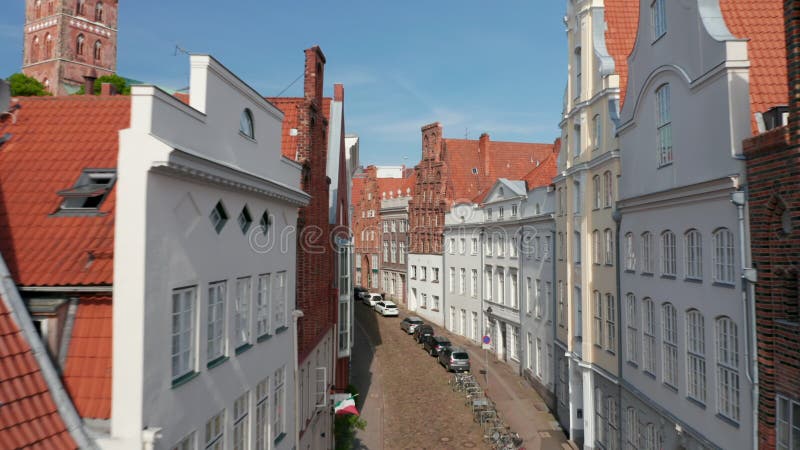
[719,0,788,134]
[0,96,129,287]
[265,97,332,160]
[523,141,560,190]
[0,297,77,449]
[376,174,415,199]
[62,295,112,419]
[604,0,640,107]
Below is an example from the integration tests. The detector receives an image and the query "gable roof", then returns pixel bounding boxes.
[0,296,77,449]
[604,0,640,107]
[377,174,415,199]
[719,0,788,133]
[0,96,130,287]
[265,97,332,160]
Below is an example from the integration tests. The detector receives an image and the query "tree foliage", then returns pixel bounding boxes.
[334,384,367,450]
[75,74,131,95]
[5,73,51,96]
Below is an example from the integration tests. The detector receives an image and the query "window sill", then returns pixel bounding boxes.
[207,355,229,370]
[660,274,676,280]
[257,333,272,343]
[716,413,740,429]
[275,326,289,334]
[652,32,666,45]
[663,382,678,393]
[274,432,287,445]
[171,371,199,388]
[684,277,703,284]
[712,281,736,289]
[624,269,635,274]
[626,361,638,369]
[686,396,706,410]
[643,370,656,380]
[657,160,673,169]
[235,343,253,355]
[606,349,616,356]
[238,131,257,142]
[431,308,440,312]
[641,272,654,277]
[604,263,614,267]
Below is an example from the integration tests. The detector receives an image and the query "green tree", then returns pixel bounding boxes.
[5,73,51,96]
[334,385,367,450]
[75,74,131,95]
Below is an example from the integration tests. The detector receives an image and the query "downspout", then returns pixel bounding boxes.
[292,309,305,448]
[479,227,485,344]
[731,189,758,450]
[612,209,623,450]
[443,230,447,328]
[0,253,97,450]
[551,219,558,401]
[517,225,524,377]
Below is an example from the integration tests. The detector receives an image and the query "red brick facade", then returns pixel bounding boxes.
[409,123,447,255]
[353,166,381,290]
[743,2,800,447]
[22,0,118,95]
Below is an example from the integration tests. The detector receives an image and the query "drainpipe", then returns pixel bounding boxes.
[142,427,162,450]
[443,231,447,329]
[551,219,558,403]
[612,209,623,450]
[517,225,524,377]
[731,189,758,450]
[0,253,97,450]
[292,309,305,448]
[479,227,485,346]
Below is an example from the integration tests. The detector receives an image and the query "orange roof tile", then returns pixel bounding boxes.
[62,295,112,420]
[604,0,640,107]
[0,297,77,449]
[719,0,788,134]
[265,97,332,160]
[0,96,129,287]
[376,175,415,199]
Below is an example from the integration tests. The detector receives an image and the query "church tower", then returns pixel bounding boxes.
[22,0,118,95]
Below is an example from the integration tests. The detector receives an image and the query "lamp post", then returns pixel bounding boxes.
[483,306,493,391]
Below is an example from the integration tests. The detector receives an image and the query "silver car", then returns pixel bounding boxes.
[400,316,424,334]
[438,347,470,372]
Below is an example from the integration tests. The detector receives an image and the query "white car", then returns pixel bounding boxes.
[362,293,382,307]
[374,301,398,317]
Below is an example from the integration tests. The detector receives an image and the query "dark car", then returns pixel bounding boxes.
[438,347,471,372]
[423,335,451,356]
[413,324,434,344]
[353,286,368,300]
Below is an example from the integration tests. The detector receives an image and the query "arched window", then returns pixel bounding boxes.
[656,84,672,165]
[661,230,676,276]
[34,0,42,18]
[685,229,703,279]
[603,170,613,207]
[604,228,614,265]
[44,33,52,59]
[716,317,740,422]
[686,309,706,403]
[31,35,40,62]
[93,40,102,61]
[662,302,678,386]
[47,0,54,15]
[624,232,635,271]
[239,109,254,138]
[76,34,85,56]
[626,293,639,364]
[95,2,103,22]
[76,0,85,15]
[641,231,653,273]
[593,175,601,209]
[713,228,735,284]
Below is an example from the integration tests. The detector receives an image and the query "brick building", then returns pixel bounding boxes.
[378,175,415,303]
[743,2,799,447]
[353,166,381,290]
[22,0,118,95]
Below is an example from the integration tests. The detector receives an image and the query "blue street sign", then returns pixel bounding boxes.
[482,335,491,344]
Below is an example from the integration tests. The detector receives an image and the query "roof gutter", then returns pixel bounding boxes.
[0,252,97,449]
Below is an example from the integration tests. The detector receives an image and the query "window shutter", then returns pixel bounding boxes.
[315,367,327,408]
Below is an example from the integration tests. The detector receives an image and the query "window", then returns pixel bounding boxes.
[559,232,565,261]
[559,359,568,406]
[545,236,551,260]
[604,171,613,207]
[235,277,251,349]
[607,397,619,450]
[204,410,224,450]
[534,236,541,260]
[511,237,518,258]
[574,47,582,99]
[777,396,800,450]
[662,303,678,387]
[272,367,285,441]
[596,388,605,446]
[656,84,672,165]
[574,123,582,158]
[471,312,478,340]
[93,40,101,61]
[411,265,417,279]
[449,237,456,254]
[487,208,493,220]
[606,294,616,352]
[172,432,195,450]
[485,267,493,300]
[574,181,582,214]
[207,282,226,363]
[31,35,40,62]
[625,233,635,271]
[448,267,455,293]
[75,0,85,15]
[661,230,676,276]
[383,242,388,262]
[432,295,440,310]
[525,277,533,314]
[233,393,249,450]
[499,206,505,219]
[171,286,196,381]
[510,271,518,309]
[535,279,543,318]
[34,0,42,17]
[641,232,654,273]
[652,0,667,39]
[685,229,703,280]
[713,228,735,284]
[255,378,270,450]
[496,268,505,304]
[76,34,84,55]
[717,317,740,422]
[592,114,601,150]
[94,1,103,21]
[384,221,389,233]
[44,33,52,59]
[273,272,287,329]
[238,206,253,234]
[594,291,604,347]
[593,175,602,209]
[536,338,543,378]
[459,238,466,254]
[626,294,639,364]
[625,408,639,450]
[459,268,466,295]
[433,267,439,283]
[511,326,520,361]
[471,238,478,254]
[486,236,493,256]
[210,201,228,234]
[391,241,397,263]
[642,423,658,450]
[450,306,456,331]
[58,169,116,211]
[421,293,427,308]
[593,230,601,265]
[399,242,405,264]
[497,236,505,257]
[574,231,581,264]
[257,274,271,338]
[686,309,706,403]
[239,108,255,139]
[471,269,478,297]
[558,281,566,327]
[605,229,614,265]
[512,204,518,216]
[642,298,656,374]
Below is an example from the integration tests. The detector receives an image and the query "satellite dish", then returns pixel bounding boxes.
[0,80,10,113]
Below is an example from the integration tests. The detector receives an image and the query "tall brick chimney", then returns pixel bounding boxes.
[786,0,800,146]
[304,46,326,105]
[479,132,490,176]
[334,83,344,102]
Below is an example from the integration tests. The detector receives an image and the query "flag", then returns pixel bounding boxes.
[334,395,359,416]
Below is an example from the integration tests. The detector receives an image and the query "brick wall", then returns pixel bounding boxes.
[352,166,381,289]
[409,122,447,255]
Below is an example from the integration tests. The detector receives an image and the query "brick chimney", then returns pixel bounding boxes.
[100,82,116,96]
[334,83,344,102]
[786,0,800,146]
[83,75,96,95]
[304,46,326,106]
[479,132,490,176]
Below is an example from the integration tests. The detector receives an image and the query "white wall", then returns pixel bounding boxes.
[407,253,444,326]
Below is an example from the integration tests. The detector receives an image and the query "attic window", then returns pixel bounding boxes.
[58,170,115,210]
[471,168,478,175]
[238,205,253,234]
[210,201,228,234]
[240,108,255,139]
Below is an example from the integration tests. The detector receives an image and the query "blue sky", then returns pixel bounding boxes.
[0,1,567,166]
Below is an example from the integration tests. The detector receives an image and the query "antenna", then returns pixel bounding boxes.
[174,44,190,56]
[274,73,304,97]
[464,128,469,140]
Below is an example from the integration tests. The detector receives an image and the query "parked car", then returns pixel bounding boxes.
[354,286,368,300]
[374,301,399,317]
[423,336,451,356]
[413,324,434,344]
[362,293,382,307]
[400,316,424,334]
[438,347,471,372]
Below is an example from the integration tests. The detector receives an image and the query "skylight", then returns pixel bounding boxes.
[58,170,115,211]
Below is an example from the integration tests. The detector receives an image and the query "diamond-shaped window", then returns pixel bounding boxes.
[260,210,271,235]
[210,201,228,234]
[238,206,253,234]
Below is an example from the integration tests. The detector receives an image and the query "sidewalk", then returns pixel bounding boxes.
[404,307,575,450]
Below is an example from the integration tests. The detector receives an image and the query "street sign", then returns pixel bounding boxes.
[482,335,491,344]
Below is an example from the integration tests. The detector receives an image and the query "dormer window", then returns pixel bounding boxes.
[210,201,228,234]
[239,108,254,139]
[238,206,253,234]
[58,170,115,211]
[651,0,666,40]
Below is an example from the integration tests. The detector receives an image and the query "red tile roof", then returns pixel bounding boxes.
[62,295,112,419]
[719,0,788,134]
[377,174,415,199]
[604,0,640,107]
[523,140,560,190]
[0,96,129,287]
[0,297,77,449]
[265,97,332,160]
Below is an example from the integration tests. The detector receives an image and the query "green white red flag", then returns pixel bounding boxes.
[333,395,359,416]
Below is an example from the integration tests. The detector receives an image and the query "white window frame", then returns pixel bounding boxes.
[235,277,252,349]
[642,298,656,374]
[594,291,604,347]
[207,281,226,363]
[233,392,250,450]
[661,230,676,276]
[606,293,616,353]
[535,279,543,319]
[662,303,678,387]
[625,232,636,271]
[717,317,740,422]
[471,269,478,298]
[652,0,667,40]
[273,272,287,330]
[686,309,706,403]
[272,367,285,441]
[685,229,703,280]
[604,229,614,266]
[604,171,613,208]
[656,84,672,165]
[713,228,736,284]
[641,231,654,274]
[459,268,466,295]
[626,293,639,365]
[448,267,455,293]
[777,396,800,450]
[257,274,271,338]
[204,410,225,450]
[510,270,518,309]
[172,286,196,381]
